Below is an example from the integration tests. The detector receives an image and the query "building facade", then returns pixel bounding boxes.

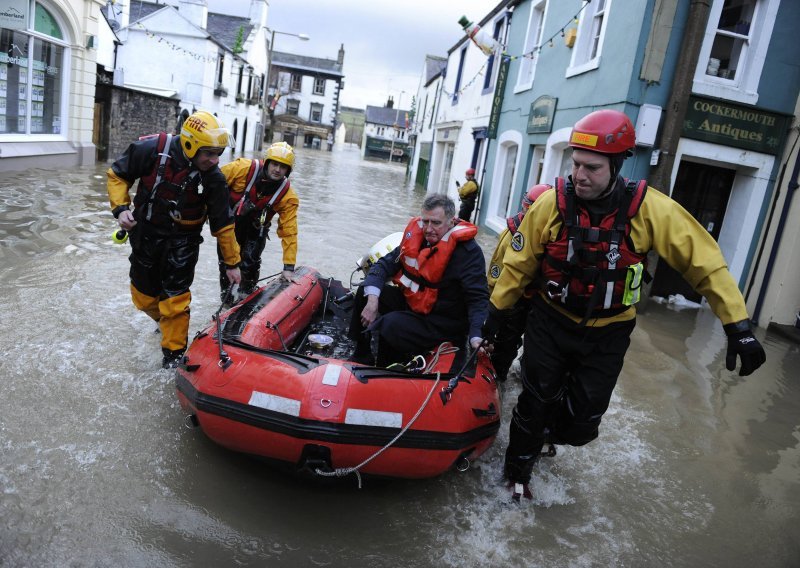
[362,97,411,162]
[0,0,102,172]
[408,55,446,189]
[267,46,344,150]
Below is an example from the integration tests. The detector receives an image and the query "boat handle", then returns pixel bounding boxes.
[320,399,332,408]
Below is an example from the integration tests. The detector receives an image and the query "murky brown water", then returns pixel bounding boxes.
[1,146,799,567]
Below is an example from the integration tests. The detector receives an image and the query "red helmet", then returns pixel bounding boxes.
[465,168,476,176]
[520,183,551,212]
[569,110,636,155]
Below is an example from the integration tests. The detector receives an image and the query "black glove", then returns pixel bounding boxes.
[455,180,461,187]
[724,321,766,377]
[482,305,509,345]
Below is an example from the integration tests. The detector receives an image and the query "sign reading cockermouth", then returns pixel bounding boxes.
[683,95,790,155]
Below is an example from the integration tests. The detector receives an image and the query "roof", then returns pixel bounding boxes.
[365,105,412,126]
[424,55,447,86]
[207,13,253,53]
[271,51,344,77]
[118,1,253,55]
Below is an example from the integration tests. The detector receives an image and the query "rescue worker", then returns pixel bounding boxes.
[218,141,299,301]
[486,183,551,381]
[456,168,479,221]
[108,110,241,369]
[349,194,489,367]
[484,109,766,501]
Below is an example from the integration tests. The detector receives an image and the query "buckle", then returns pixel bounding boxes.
[546,280,564,299]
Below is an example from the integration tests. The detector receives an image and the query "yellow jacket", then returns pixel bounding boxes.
[458,179,479,200]
[221,158,300,267]
[487,228,512,293]
[490,186,749,326]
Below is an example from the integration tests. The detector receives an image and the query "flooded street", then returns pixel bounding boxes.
[1,145,799,567]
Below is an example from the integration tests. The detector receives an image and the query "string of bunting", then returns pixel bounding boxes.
[443,2,591,99]
[133,22,218,62]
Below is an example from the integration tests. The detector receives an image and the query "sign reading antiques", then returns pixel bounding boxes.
[683,96,790,155]
[527,95,557,134]
[487,57,510,140]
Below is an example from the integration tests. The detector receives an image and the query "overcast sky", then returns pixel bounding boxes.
[205,0,501,110]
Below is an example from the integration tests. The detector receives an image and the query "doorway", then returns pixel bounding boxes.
[650,161,735,302]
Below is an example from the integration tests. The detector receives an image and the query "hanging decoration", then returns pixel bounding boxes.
[132,22,218,62]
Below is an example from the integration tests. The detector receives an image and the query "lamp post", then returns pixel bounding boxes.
[266,29,309,143]
[389,90,405,162]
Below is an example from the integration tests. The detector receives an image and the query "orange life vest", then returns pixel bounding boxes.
[392,217,478,314]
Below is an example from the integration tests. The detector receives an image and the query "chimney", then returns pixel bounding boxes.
[249,0,267,28]
[387,95,394,109]
[178,0,208,30]
[337,43,345,66]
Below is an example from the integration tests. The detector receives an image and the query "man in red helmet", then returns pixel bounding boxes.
[456,167,479,221]
[486,183,552,381]
[485,109,766,501]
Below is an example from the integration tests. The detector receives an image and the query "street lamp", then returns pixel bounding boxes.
[266,29,310,142]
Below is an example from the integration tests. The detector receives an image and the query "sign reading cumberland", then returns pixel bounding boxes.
[683,95,790,155]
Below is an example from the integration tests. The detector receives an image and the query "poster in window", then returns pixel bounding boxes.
[0,97,5,113]
[0,80,6,98]
[18,100,25,116]
[32,69,44,86]
[17,117,25,131]
[32,101,43,117]
[0,66,6,81]
[32,86,44,102]
[52,116,60,134]
[0,116,5,131]
[18,84,26,99]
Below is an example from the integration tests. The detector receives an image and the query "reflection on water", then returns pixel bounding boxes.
[1,146,799,567]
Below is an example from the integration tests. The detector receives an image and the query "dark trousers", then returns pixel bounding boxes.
[490,296,532,380]
[217,220,268,297]
[504,297,636,483]
[458,197,476,222]
[348,285,468,366]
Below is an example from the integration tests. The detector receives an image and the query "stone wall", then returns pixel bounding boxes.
[100,86,181,161]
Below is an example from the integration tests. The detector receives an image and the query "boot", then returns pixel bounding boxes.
[162,348,186,369]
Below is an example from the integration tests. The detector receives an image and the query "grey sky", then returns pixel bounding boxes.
[206,0,501,110]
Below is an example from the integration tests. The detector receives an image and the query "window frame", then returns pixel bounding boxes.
[312,77,325,95]
[290,73,302,92]
[692,0,778,105]
[566,0,611,78]
[515,0,547,93]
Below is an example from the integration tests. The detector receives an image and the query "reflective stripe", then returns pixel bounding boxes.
[345,408,403,428]
[404,257,419,269]
[248,391,301,417]
[398,274,419,292]
[322,364,342,386]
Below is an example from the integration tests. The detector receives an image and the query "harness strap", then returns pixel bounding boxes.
[145,133,173,221]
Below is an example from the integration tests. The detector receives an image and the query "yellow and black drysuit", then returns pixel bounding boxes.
[107,133,240,358]
[489,175,752,484]
[218,158,299,297]
[486,198,547,381]
[457,178,479,221]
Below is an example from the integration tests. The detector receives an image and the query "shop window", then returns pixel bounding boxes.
[0,4,65,136]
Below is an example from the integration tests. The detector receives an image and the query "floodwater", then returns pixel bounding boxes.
[1,145,799,567]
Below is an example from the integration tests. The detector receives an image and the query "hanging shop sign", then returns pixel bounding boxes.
[487,56,510,140]
[683,95,790,155]
[0,0,29,30]
[527,95,557,134]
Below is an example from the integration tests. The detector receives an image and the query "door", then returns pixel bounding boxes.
[650,161,735,302]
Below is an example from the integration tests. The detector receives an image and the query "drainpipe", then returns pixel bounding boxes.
[751,135,800,325]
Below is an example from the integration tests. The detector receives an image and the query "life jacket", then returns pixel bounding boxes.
[230,159,291,231]
[134,132,206,230]
[507,211,525,233]
[540,177,648,323]
[392,217,478,314]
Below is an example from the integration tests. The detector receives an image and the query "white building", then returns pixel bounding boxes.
[419,3,511,205]
[362,97,411,162]
[408,55,447,187]
[267,47,344,150]
[103,0,269,154]
[0,0,103,172]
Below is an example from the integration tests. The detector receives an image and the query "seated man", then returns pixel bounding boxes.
[348,194,489,366]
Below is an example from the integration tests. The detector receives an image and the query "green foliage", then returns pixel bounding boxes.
[233,26,245,54]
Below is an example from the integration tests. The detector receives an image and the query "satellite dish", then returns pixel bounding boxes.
[109,19,120,31]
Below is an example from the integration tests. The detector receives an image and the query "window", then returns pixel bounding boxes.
[693,0,778,104]
[495,144,519,218]
[216,53,225,85]
[516,0,547,92]
[290,74,302,92]
[482,18,505,93]
[236,64,244,95]
[452,46,467,104]
[286,99,299,115]
[567,0,611,76]
[0,3,67,135]
[310,103,323,123]
[313,77,325,95]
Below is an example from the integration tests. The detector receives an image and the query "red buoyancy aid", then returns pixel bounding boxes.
[136,132,205,228]
[392,217,478,314]
[540,177,648,321]
[230,159,291,224]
